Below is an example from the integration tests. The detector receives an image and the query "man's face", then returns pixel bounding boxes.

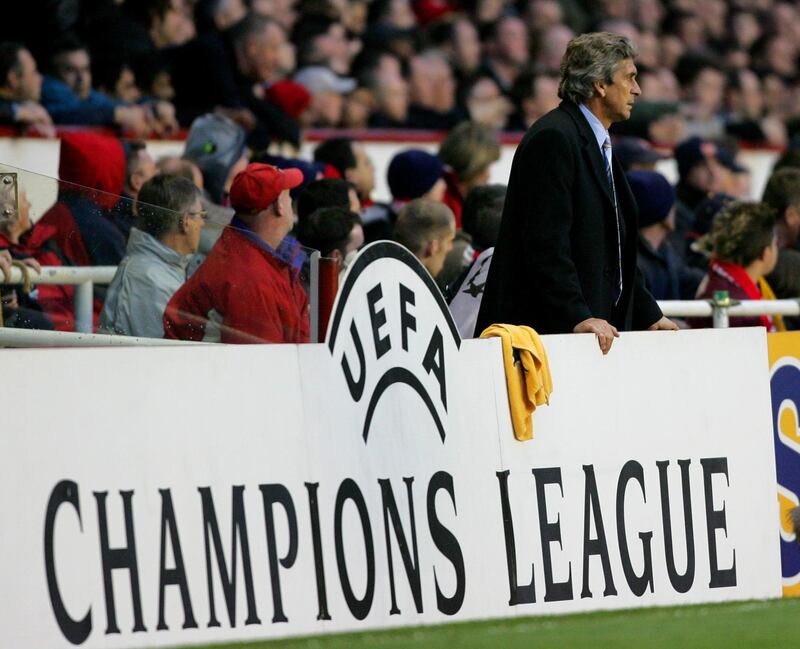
[55,49,92,100]
[496,17,529,66]
[687,158,726,193]
[692,67,725,112]
[154,0,196,47]
[11,49,42,102]
[378,74,409,122]
[600,58,640,124]
[115,67,141,102]
[184,199,205,253]
[452,19,480,73]
[424,225,455,278]
[311,91,344,126]
[276,188,295,237]
[130,150,157,196]
[347,142,374,197]
[524,75,560,122]
[763,233,779,276]
[247,23,285,82]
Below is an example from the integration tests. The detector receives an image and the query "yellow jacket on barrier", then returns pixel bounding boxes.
[480,324,553,441]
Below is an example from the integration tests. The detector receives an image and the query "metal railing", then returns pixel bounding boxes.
[3,265,116,333]
[657,298,800,328]
[0,327,202,347]
[2,265,799,347]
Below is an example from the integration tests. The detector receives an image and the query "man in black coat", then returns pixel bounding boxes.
[475,32,677,353]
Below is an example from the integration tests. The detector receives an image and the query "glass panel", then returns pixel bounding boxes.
[0,162,337,346]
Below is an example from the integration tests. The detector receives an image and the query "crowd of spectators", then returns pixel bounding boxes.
[3,0,800,146]
[5,1,800,340]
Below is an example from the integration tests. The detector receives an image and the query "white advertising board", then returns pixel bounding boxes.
[0,242,781,648]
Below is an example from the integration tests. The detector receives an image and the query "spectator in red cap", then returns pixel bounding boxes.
[163,162,310,343]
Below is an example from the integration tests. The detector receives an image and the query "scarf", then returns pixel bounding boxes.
[758,276,786,332]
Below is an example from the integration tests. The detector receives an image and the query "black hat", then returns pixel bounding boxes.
[627,170,676,228]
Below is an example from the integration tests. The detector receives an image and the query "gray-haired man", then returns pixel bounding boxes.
[99,174,204,339]
[476,32,676,352]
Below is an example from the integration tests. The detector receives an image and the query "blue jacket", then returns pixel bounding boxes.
[40,76,119,125]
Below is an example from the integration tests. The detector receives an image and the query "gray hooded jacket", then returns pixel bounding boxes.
[99,227,193,338]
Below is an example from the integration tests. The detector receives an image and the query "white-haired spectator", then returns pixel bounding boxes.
[99,174,204,338]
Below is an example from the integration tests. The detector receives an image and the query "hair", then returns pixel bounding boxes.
[131,51,171,95]
[0,43,25,85]
[158,156,199,184]
[438,121,501,185]
[710,201,777,267]
[129,0,175,22]
[293,15,336,65]
[296,178,353,222]
[511,69,555,106]
[314,138,357,176]
[136,174,201,239]
[762,168,800,222]
[394,199,455,255]
[194,0,226,33]
[558,32,637,104]
[93,53,131,95]
[674,52,723,89]
[461,184,506,250]
[299,207,361,257]
[229,13,279,47]
[49,33,88,66]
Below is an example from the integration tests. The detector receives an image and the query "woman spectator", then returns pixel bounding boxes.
[689,201,782,330]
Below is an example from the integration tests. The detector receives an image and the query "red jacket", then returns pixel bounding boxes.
[163,227,310,344]
[442,167,463,229]
[0,224,83,331]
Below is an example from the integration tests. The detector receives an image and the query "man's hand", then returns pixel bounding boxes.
[151,101,179,136]
[114,105,152,138]
[16,101,56,137]
[20,256,41,273]
[648,316,679,331]
[574,317,619,355]
[15,101,52,127]
[215,106,257,131]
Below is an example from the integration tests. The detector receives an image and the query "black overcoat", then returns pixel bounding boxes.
[475,100,662,335]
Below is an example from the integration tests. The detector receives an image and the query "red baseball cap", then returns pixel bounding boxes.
[229,163,304,214]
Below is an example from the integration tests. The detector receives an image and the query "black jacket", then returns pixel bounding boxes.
[475,100,662,335]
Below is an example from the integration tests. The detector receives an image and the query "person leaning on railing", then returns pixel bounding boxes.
[689,201,782,331]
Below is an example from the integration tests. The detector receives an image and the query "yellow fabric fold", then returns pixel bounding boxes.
[480,324,553,441]
[758,276,786,332]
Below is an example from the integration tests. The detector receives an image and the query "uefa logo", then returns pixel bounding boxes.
[326,241,462,444]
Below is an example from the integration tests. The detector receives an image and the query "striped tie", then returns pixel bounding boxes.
[603,138,623,304]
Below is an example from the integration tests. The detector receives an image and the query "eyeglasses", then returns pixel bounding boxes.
[187,209,208,221]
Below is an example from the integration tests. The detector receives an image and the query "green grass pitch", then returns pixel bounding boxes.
[182,598,800,649]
